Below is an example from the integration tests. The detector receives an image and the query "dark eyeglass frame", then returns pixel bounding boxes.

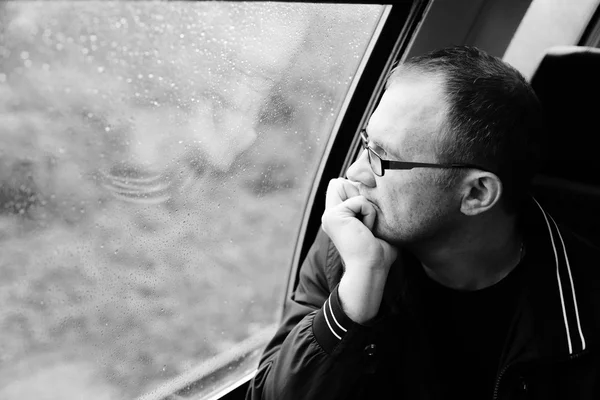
[360,129,491,177]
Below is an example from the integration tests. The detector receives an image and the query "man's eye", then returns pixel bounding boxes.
[373,145,386,157]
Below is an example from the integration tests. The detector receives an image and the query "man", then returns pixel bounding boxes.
[246,45,600,399]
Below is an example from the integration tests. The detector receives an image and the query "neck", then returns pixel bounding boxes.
[411,211,523,291]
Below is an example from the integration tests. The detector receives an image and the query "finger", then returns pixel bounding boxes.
[325,178,360,210]
[341,195,377,231]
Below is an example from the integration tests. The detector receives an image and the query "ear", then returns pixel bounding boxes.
[459,171,502,216]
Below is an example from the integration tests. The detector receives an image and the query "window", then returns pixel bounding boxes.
[0,2,385,399]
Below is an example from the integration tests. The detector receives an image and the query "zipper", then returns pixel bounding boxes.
[492,362,513,400]
[491,350,590,400]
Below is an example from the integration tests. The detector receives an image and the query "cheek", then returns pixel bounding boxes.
[381,178,419,205]
[374,185,408,223]
[376,178,435,223]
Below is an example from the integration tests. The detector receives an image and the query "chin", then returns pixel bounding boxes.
[372,223,420,247]
[371,222,396,243]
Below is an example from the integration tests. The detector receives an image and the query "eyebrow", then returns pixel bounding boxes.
[363,130,383,150]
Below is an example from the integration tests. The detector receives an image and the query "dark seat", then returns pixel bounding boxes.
[529,45,600,246]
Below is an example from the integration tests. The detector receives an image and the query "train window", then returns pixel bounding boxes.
[0,2,384,399]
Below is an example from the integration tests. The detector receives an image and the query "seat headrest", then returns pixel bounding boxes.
[529,46,600,185]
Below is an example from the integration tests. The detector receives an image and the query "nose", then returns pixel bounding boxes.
[346,149,376,188]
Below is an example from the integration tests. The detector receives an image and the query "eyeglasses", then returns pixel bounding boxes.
[360,129,490,177]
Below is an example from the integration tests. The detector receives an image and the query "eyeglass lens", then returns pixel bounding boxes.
[370,150,382,176]
[361,131,382,176]
[363,146,382,176]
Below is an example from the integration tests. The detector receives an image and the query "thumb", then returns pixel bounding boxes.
[379,239,399,266]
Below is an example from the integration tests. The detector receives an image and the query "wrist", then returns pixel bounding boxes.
[338,267,389,324]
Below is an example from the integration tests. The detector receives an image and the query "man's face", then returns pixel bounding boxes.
[346,74,462,246]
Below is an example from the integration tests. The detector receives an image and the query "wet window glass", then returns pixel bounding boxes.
[0,2,383,398]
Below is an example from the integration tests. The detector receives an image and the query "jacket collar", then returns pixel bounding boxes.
[502,196,590,367]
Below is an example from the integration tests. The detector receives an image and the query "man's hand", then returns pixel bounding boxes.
[321,178,398,324]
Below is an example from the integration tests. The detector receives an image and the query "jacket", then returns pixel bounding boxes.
[246,198,600,399]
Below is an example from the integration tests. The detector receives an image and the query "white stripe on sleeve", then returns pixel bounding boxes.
[323,299,342,340]
[328,296,347,333]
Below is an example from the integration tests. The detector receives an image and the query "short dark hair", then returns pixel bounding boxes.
[386,45,543,214]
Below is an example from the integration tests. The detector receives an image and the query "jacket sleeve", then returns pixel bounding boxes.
[246,227,374,400]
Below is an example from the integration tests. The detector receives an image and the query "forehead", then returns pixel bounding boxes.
[366,74,447,158]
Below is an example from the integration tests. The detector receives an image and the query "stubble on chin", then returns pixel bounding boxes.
[370,215,399,245]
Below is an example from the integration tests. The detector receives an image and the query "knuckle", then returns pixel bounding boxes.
[321,210,331,225]
[329,177,346,188]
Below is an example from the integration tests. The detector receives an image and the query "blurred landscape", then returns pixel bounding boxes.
[0,2,381,398]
